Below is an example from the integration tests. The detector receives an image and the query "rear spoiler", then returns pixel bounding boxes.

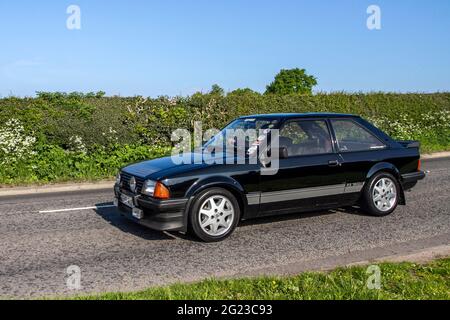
[397,140,421,149]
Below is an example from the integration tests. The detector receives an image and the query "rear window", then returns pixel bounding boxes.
[331,119,386,152]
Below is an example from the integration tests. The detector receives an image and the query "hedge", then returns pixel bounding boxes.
[0,92,449,185]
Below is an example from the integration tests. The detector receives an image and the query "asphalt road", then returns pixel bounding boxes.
[0,158,449,298]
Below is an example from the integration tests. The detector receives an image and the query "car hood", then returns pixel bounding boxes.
[122,153,230,179]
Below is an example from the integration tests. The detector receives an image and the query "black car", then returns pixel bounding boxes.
[114,113,425,242]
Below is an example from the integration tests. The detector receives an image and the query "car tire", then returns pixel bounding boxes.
[189,188,240,242]
[361,172,400,217]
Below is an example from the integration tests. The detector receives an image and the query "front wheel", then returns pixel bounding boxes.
[362,172,400,217]
[189,188,240,242]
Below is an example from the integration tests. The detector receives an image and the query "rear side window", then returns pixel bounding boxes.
[331,119,386,152]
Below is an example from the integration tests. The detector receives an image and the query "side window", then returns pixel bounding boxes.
[331,119,386,152]
[279,120,333,157]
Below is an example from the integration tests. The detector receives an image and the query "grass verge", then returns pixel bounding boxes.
[74,258,450,300]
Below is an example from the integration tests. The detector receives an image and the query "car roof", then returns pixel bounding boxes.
[239,113,359,120]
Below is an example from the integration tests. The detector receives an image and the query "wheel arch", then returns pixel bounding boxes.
[182,176,247,231]
[366,162,405,205]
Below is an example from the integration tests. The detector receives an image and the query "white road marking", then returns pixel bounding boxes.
[38,205,115,214]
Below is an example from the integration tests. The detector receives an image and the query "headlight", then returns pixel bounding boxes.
[116,172,121,184]
[142,180,170,199]
[142,180,157,196]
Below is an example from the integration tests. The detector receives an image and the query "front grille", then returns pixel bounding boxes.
[120,172,144,194]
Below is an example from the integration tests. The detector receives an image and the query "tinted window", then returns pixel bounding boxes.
[279,120,333,156]
[204,118,279,152]
[228,118,279,131]
[331,119,385,152]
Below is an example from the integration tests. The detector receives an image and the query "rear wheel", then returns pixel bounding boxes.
[189,188,240,242]
[362,172,399,217]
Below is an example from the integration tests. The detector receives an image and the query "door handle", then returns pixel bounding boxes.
[328,160,341,167]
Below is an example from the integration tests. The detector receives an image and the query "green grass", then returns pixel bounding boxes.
[74,258,450,300]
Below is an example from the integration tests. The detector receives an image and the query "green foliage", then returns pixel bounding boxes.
[228,88,260,96]
[210,84,225,96]
[265,68,318,95]
[0,143,170,185]
[74,258,450,300]
[0,91,449,185]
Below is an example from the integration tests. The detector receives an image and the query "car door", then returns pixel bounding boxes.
[258,118,346,216]
[329,118,389,202]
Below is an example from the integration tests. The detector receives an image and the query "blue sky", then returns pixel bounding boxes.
[0,0,449,97]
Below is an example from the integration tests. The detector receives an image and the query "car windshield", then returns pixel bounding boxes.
[204,118,279,155]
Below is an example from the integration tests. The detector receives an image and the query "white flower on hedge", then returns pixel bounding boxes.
[368,110,449,141]
[0,118,36,164]
[101,127,119,143]
[109,127,117,135]
[109,127,118,142]
[168,97,178,106]
[68,135,87,154]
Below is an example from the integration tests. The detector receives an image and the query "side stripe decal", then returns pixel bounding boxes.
[246,182,365,205]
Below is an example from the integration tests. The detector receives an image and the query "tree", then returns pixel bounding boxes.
[265,68,317,95]
[228,88,259,96]
[209,84,225,96]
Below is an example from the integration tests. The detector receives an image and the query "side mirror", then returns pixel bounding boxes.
[278,146,288,159]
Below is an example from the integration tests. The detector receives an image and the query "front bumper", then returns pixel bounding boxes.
[401,171,426,190]
[114,185,188,232]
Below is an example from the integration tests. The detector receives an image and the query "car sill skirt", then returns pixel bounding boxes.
[247,182,365,204]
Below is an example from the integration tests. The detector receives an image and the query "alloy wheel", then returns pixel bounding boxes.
[198,195,235,236]
[372,177,397,212]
